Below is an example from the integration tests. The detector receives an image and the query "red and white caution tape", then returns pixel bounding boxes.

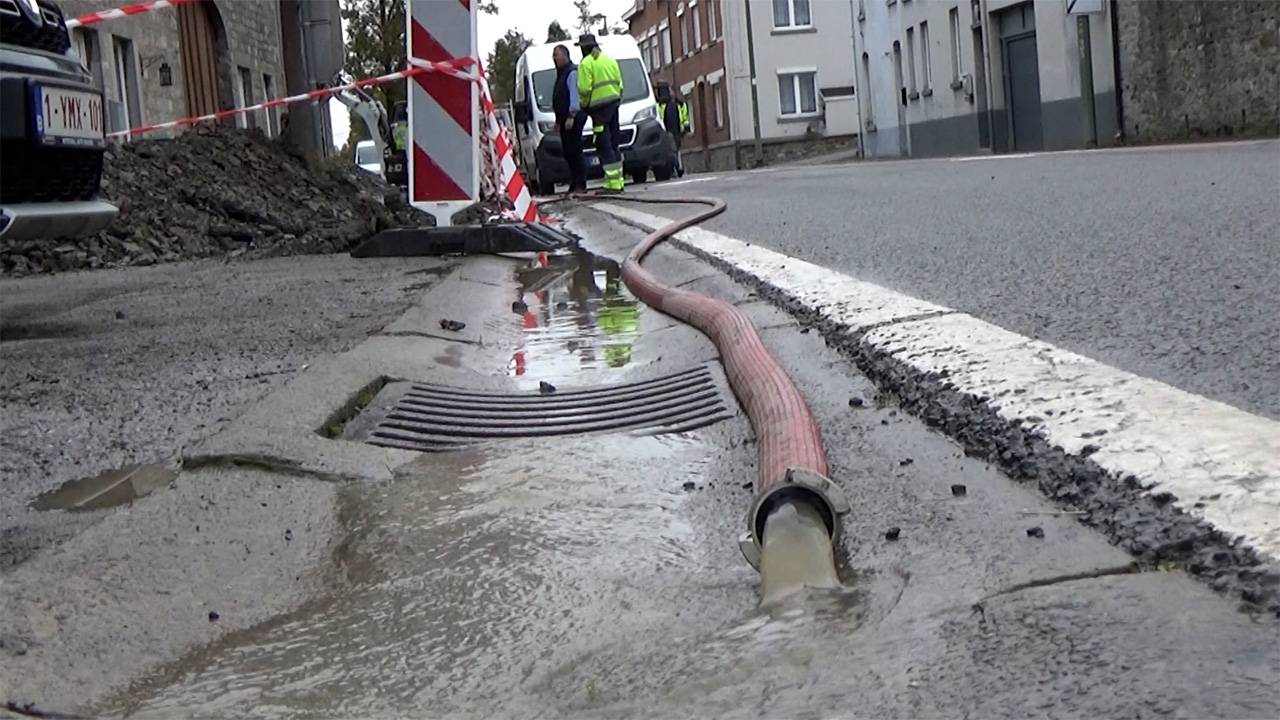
[64,0,196,29]
[477,64,541,224]
[107,58,475,140]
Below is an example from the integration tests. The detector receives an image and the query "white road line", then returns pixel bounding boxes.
[656,176,722,187]
[594,202,1280,563]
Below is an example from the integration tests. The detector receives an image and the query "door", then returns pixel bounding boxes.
[177,0,223,117]
[998,3,1042,151]
[1004,35,1042,150]
[892,41,907,156]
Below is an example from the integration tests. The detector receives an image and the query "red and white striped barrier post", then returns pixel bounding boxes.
[406,0,478,227]
[477,64,540,223]
[64,0,195,29]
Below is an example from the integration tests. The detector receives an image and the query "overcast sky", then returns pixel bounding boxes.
[333,0,634,151]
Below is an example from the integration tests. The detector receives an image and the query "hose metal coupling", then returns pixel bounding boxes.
[738,467,849,571]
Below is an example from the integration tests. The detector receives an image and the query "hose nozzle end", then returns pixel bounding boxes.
[738,468,849,571]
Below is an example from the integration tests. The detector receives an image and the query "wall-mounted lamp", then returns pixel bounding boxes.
[159,62,173,86]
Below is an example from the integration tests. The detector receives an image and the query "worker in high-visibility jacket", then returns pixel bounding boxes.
[576,34,625,192]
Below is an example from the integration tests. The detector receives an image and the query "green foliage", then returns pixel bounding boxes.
[340,0,406,111]
[573,0,604,35]
[486,29,533,104]
[547,20,571,43]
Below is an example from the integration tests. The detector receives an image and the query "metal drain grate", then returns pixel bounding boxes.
[345,365,733,452]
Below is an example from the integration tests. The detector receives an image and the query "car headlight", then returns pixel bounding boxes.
[537,121,556,133]
[632,106,656,122]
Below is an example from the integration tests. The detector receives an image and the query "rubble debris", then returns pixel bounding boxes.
[950,483,968,497]
[681,481,697,492]
[1026,526,1045,539]
[539,381,557,395]
[848,396,865,408]
[884,526,902,541]
[439,319,466,332]
[0,127,463,277]
[207,611,220,622]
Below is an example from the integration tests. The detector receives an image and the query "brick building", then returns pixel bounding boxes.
[624,0,730,173]
[57,0,341,153]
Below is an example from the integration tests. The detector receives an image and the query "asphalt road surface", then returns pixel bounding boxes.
[635,140,1280,419]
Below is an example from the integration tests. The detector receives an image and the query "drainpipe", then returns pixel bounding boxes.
[1108,0,1125,143]
[848,0,866,159]
[1077,13,1097,147]
[743,0,764,167]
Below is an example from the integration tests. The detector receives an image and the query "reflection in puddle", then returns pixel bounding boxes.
[30,463,176,512]
[509,251,641,389]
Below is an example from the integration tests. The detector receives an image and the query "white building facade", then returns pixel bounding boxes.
[855,0,1120,157]
[719,0,862,166]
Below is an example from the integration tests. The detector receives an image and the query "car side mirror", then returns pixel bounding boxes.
[514,101,530,124]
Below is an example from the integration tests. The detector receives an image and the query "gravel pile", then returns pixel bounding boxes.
[1,127,432,277]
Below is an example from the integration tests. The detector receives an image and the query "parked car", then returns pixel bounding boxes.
[0,0,117,241]
[354,139,381,176]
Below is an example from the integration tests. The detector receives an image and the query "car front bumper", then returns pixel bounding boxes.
[535,118,678,183]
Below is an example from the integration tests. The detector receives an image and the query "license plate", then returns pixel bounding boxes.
[34,85,105,146]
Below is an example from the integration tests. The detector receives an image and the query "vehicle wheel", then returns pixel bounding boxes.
[535,169,557,196]
[630,169,648,185]
[653,164,674,182]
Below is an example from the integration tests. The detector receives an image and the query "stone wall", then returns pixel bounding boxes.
[60,0,286,138]
[1116,0,1279,143]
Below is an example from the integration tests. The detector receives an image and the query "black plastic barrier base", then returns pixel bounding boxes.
[350,222,576,258]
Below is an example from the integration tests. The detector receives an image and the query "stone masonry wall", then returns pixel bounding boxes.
[1116,0,1279,143]
[60,0,286,138]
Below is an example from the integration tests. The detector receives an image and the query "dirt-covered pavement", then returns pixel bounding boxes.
[0,128,429,277]
[0,254,451,571]
[1,207,1277,718]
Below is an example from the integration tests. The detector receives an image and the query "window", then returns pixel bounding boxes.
[660,22,672,65]
[713,81,724,128]
[949,7,963,83]
[73,28,105,90]
[678,7,688,57]
[777,71,817,116]
[773,0,811,29]
[920,21,932,91]
[262,73,279,137]
[236,66,255,129]
[110,35,140,132]
[691,1,702,49]
[530,60,651,111]
[708,0,718,39]
[905,27,917,96]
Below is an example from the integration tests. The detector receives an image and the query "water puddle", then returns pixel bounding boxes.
[30,463,176,512]
[99,430,911,719]
[507,251,641,390]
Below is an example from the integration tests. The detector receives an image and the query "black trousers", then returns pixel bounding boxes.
[559,112,587,192]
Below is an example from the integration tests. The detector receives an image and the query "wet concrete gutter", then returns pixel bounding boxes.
[590,201,1280,615]
[1,214,1277,716]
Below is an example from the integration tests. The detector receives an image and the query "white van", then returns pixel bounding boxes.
[512,36,678,195]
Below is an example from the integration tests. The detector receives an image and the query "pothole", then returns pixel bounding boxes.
[30,463,178,512]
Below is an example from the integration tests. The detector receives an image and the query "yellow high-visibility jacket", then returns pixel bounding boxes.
[577,50,623,110]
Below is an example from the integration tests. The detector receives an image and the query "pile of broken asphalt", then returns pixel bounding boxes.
[1,127,432,277]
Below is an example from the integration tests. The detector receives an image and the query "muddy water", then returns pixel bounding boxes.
[507,251,641,390]
[106,429,910,719]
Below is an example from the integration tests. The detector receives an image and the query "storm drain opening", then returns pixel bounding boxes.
[341,364,734,452]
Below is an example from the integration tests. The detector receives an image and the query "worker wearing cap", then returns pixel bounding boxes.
[576,33,625,192]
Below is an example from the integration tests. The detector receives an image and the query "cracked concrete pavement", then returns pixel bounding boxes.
[1,211,1277,717]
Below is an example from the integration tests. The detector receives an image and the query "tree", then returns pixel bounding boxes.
[341,0,406,119]
[546,20,571,43]
[486,29,532,104]
[573,0,604,35]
